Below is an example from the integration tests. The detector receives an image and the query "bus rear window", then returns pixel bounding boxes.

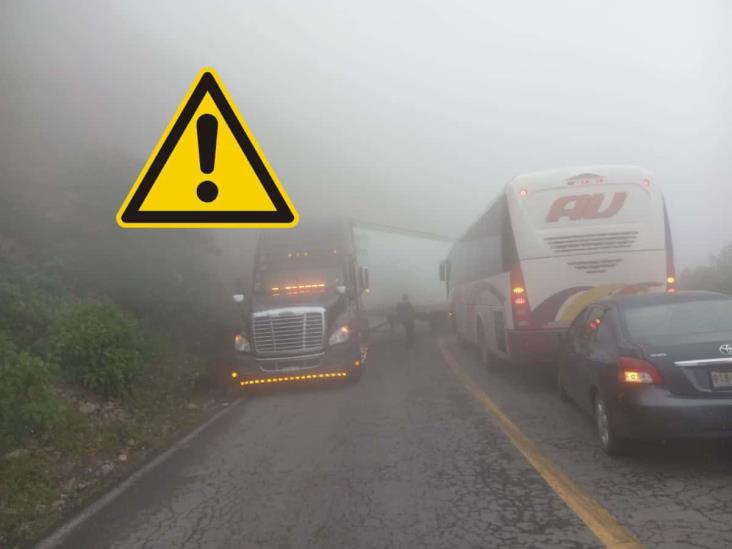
[622,300,732,342]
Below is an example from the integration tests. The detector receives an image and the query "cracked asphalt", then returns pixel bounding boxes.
[52,329,732,549]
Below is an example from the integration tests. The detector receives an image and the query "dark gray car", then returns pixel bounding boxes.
[557,291,732,456]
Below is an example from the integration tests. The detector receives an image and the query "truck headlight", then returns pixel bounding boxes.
[234,334,251,352]
[328,325,350,346]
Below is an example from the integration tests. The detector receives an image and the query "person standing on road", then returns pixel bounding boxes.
[396,294,416,347]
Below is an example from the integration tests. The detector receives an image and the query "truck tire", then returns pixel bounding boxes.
[349,368,362,383]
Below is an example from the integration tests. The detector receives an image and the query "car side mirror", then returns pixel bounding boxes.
[232,293,245,304]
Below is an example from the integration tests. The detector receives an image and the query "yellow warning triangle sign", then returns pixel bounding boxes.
[117,68,298,228]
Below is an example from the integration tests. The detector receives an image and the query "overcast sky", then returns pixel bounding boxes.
[1,0,730,269]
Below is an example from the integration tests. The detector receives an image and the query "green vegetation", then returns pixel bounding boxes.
[50,301,144,398]
[680,244,732,296]
[0,154,235,547]
[0,335,63,447]
[0,257,221,546]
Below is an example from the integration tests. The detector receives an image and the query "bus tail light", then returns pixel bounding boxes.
[510,262,531,329]
[617,356,663,385]
[666,253,677,293]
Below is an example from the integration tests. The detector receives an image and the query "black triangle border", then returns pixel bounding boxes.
[121,72,295,224]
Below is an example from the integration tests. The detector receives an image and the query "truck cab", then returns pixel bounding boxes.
[231,220,368,387]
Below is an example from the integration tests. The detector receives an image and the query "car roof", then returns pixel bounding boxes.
[596,291,731,310]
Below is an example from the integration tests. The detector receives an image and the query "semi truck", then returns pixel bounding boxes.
[230,219,453,388]
[230,219,369,387]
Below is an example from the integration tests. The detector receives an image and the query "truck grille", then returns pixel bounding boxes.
[259,356,323,373]
[253,308,325,355]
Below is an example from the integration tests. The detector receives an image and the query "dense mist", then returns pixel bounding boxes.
[1,0,730,292]
[2,3,732,545]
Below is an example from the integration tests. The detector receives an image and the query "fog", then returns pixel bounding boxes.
[1,0,731,280]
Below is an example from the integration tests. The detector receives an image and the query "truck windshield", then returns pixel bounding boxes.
[253,257,346,295]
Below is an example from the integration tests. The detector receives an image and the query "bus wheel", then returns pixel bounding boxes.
[557,369,570,403]
[455,319,467,346]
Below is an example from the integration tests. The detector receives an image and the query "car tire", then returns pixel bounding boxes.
[594,393,626,457]
[225,384,241,399]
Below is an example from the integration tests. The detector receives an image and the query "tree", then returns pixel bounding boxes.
[679,243,732,296]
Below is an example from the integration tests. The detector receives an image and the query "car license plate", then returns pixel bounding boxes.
[710,370,732,389]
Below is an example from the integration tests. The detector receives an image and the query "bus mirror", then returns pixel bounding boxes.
[439,262,446,281]
[359,267,370,291]
[336,285,347,295]
[232,293,245,304]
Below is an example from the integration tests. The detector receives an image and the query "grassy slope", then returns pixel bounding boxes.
[0,256,229,547]
[0,388,211,546]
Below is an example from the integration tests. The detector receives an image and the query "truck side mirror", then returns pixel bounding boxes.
[232,293,245,304]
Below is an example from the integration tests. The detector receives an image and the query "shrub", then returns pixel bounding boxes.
[0,334,61,448]
[0,278,52,348]
[680,243,732,296]
[50,300,144,399]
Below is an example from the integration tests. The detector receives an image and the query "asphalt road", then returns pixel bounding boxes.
[49,328,732,549]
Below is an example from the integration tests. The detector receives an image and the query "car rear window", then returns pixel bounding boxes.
[622,299,732,340]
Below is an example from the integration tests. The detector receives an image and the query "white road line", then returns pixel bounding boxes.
[35,400,242,549]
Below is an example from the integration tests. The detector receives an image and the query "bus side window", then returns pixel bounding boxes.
[469,196,505,280]
[500,196,517,272]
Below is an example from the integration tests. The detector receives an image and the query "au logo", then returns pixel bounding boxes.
[117,68,298,228]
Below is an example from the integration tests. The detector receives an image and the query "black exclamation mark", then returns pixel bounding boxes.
[196,114,219,203]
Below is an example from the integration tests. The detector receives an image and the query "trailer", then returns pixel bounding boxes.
[352,221,453,336]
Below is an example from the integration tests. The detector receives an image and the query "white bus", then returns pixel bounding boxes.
[441,166,676,365]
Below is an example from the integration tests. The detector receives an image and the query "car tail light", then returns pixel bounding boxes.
[617,356,663,385]
[666,253,677,293]
[510,262,531,329]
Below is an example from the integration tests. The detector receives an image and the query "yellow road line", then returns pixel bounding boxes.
[438,337,643,549]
